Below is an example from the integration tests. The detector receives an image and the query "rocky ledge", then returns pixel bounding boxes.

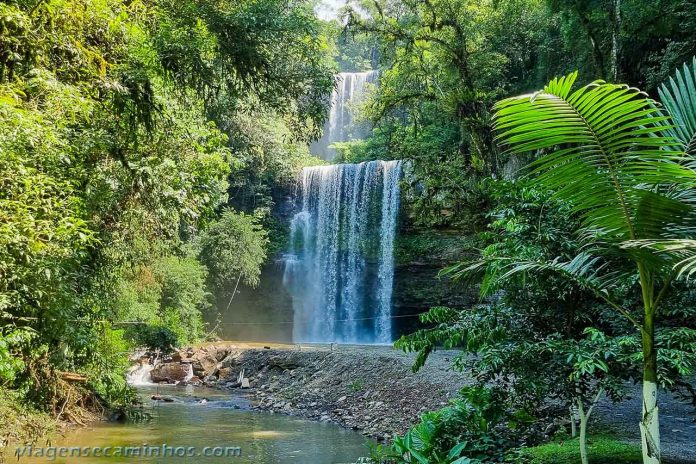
[146,344,466,441]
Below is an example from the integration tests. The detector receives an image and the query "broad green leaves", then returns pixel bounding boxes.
[658,57,696,157]
[495,73,695,243]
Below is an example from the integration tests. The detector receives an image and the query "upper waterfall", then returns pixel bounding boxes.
[283,160,403,343]
[311,71,379,161]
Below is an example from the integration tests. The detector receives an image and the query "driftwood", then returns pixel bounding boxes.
[58,371,88,382]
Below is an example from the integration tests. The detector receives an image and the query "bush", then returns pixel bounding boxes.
[0,388,55,452]
[115,254,209,347]
[131,325,179,355]
[372,387,532,463]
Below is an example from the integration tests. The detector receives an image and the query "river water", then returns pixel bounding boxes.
[14,386,370,464]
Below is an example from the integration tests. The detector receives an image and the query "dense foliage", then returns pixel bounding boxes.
[0,0,332,427]
[340,0,696,230]
[336,2,696,463]
[1,1,695,464]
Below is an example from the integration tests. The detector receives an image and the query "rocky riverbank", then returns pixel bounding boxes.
[145,343,466,441]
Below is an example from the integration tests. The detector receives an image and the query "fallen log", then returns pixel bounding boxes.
[58,372,87,382]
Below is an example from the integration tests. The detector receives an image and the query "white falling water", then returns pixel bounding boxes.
[283,160,403,343]
[311,71,379,161]
[126,363,155,386]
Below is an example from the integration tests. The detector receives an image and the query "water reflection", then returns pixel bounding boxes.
[16,387,369,464]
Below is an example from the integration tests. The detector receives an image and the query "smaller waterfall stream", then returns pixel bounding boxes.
[311,71,379,160]
[126,363,155,386]
[284,160,403,344]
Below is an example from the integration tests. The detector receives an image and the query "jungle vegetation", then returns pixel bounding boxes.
[1,1,695,464]
[337,1,696,463]
[0,0,332,432]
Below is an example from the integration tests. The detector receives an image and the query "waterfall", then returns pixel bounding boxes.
[283,160,403,343]
[311,71,379,161]
[126,362,155,386]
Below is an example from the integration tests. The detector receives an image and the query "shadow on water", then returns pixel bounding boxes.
[15,386,370,464]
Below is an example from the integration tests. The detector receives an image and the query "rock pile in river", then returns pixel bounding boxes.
[149,344,466,441]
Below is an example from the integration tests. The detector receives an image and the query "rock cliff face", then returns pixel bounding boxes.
[209,189,479,342]
[391,229,478,335]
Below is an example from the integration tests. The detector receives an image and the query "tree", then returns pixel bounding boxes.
[197,210,269,311]
[473,64,696,463]
[150,0,336,139]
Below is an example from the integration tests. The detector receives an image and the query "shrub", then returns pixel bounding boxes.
[132,325,179,355]
[372,387,532,463]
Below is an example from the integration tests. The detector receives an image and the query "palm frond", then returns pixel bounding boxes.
[447,251,643,329]
[623,239,696,280]
[658,57,696,158]
[494,73,696,242]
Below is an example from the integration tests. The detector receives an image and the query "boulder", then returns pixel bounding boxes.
[191,352,218,377]
[218,367,234,379]
[218,353,238,369]
[150,363,190,383]
[269,355,301,370]
[214,347,229,362]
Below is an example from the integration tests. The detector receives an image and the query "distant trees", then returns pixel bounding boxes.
[338,0,696,229]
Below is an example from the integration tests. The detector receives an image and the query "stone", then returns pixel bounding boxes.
[241,378,250,388]
[337,396,347,403]
[218,353,238,369]
[150,363,190,383]
[214,348,229,362]
[218,367,234,379]
[191,352,218,377]
[269,355,300,370]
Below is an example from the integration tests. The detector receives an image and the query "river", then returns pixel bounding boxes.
[14,386,371,464]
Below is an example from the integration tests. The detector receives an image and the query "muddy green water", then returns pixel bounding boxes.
[14,386,370,464]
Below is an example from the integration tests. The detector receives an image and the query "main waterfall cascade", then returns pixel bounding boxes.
[283,160,403,344]
[310,71,379,161]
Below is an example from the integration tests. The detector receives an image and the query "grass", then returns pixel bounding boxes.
[520,436,642,464]
[348,378,364,392]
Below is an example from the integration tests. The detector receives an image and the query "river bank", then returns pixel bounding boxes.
[143,342,696,463]
[146,343,466,441]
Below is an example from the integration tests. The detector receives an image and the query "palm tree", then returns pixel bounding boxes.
[476,60,696,463]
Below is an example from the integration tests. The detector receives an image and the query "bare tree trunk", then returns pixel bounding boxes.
[570,406,578,438]
[610,0,621,81]
[225,274,243,312]
[576,389,603,464]
[640,304,661,464]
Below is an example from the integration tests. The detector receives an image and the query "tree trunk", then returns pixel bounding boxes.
[577,399,589,464]
[570,406,578,438]
[610,0,621,81]
[576,389,602,464]
[640,307,661,464]
[575,3,607,78]
[225,274,243,312]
